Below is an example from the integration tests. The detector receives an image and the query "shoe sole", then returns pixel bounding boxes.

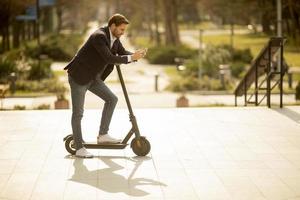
[75,155,93,158]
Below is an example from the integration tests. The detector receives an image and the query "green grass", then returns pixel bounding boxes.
[130,36,154,48]
[53,70,66,77]
[164,66,179,78]
[202,33,268,54]
[201,33,300,67]
[179,22,248,31]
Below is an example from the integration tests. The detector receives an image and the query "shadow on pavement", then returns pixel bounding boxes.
[66,155,167,197]
[272,107,300,124]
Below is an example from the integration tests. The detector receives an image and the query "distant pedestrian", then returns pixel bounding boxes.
[64,14,147,158]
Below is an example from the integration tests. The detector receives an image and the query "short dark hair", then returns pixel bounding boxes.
[108,14,130,27]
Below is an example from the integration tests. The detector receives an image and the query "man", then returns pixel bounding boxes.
[64,14,146,158]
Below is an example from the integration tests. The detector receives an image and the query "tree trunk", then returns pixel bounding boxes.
[153,0,161,45]
[56,6,62,34]
[1,28,4,52]
[285,19,291,36]
[4,24,10,51]
[260,0,271,34]
[287,0,300,46]
[230,22,234,48]
[147,15,154,42]
[261,12,271,34]
[145,1,154,42]
[12,21,20,48]
[162,0,180,46]
[106,0,111,21]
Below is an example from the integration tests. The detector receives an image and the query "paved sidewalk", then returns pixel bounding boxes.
[0,107,300,199]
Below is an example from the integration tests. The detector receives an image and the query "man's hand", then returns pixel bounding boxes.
[131,48,148,61]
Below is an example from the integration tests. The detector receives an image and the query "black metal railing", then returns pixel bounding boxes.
[234,37,287,108]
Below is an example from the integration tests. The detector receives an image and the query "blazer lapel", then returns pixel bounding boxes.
[101,26,111,48]
[103,26,119,54]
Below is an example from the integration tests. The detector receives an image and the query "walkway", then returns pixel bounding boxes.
[0,107,300,199]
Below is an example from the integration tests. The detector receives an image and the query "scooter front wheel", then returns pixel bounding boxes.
[65,136,76,155]
[131,137,151,156]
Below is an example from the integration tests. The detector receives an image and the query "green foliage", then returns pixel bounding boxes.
[0,57,16,83]
[15,78,66,93]
[183,44,232,78]
[167,75,232,92]
[146,45,197,64]
[27,59,53,80]
[230,62,247,78]
[166,44,253,91]
[36,104,50,110]
[183,44,253,78]
[202,45,231,77]
[13,105,26,110]
[3,48,23,61]
[221,45,253,63]
[25,34,83,61]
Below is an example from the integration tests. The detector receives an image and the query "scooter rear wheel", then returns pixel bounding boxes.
[65,136,76,155]
[131,137,151,156]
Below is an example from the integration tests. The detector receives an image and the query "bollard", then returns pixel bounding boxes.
[288,73,293,89]
[9,72,17,95]
[220,72,225,89]
[154,74,159,92]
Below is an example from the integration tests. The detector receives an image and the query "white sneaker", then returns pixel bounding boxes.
[97,134,122,144]
[75,147,93,158]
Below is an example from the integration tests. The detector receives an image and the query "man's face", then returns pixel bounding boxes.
[111,23,127,38]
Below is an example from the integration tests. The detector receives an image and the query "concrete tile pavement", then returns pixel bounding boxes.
[0,107,300,199]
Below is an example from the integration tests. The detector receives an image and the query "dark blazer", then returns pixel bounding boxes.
[64,26,132,85]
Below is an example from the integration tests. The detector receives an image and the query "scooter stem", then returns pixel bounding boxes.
[116,64,141,137]
[116,65,134,116]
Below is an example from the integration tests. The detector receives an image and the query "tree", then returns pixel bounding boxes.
[286,0,300,47]
[161,0,180,46]
[177,0,200,24]
[55,0,101,32]
[0,0,34,52]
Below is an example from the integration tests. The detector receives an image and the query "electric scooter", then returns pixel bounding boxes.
[63,65,151,156]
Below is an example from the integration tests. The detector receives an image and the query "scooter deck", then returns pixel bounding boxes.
[83,142,128,149]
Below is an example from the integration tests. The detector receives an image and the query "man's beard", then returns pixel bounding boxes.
[112,31,120,38]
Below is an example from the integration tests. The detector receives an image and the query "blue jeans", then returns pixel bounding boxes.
[68,74,118,150]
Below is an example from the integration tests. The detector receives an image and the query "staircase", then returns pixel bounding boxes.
[234,37,287,108]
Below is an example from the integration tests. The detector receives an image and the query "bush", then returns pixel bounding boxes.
[230,62,246,78]
[183,45,231,78]
[25,43,71,61]
[25,33,83,61]
[232,48,253,63]
[15,78,66,93]
[146,45,197,64]
[182,45,253,79]
[36,104,50,110]
[202,45,232,77]
[13,105,26,110]
[3,48,23,61]
[27,59,53,80]
[0,57,16,83]
[167,75,231,92]
[221,45,253,63]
